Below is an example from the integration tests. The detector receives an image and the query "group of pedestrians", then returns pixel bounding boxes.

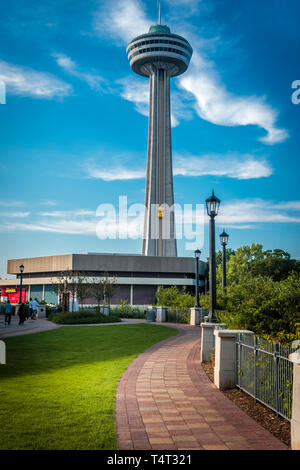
[4,298,39,326]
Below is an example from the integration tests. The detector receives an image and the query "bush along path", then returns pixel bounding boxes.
[116,324,288,450]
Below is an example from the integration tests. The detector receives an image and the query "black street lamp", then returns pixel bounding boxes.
[194,249,201,308]
[19,264,24,304]
[220,229,229,290]
[206,190,221,321]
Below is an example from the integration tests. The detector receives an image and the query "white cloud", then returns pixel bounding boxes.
[0,198,298,237]
[0,212,30,218]
[81,153,272,181]
[83,159,145,181]
[39,210,95,217]
[53,53,106,91]
[0,209,98,235]
[0,208,143,238]
[0,220,97,235]
[174,154,272,179]
[179,52,288,145]
[0,200,25,207]
[94,1,288,144]
[118,77,149,117]
[0,60,72,98]
[40,200,58,207]
[273,201,300,211]
[93,0,151,44]
[118,76,193,127]
[176,198,300,229]
[218,199,300,225]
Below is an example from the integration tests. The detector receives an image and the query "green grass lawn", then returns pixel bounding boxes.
[0,324,177,450]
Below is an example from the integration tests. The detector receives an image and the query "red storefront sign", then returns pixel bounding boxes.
[1,287,26,304]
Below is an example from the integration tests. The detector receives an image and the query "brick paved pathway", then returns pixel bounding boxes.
[115,324,288,450]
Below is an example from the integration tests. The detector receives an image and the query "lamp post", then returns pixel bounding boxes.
[194,249,201,308]
[206,190,221,321]
[19,264,24,304]
[219,229,229,290]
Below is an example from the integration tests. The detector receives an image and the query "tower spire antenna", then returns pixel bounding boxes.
[158,0,161,25]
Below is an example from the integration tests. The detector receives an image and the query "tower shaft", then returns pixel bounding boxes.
[142,66,177,257]
[127,23,192,257]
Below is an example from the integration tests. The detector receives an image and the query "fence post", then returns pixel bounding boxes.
[200,323,226,363]
[289,351,300,450]
[275,343,280,416]
[254,336,258,401]
[236,333,240,389]
[214,329,253,390]
[190,307,201,325]
[0,340,6,365]
[156,306,167,322]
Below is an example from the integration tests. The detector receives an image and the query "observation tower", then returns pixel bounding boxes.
[126,5,193,257]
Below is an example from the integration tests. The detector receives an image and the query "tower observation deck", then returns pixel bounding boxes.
[127,23,193,257]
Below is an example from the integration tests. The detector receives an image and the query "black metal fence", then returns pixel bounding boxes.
[236,332,293,420]
[166,308,190,324]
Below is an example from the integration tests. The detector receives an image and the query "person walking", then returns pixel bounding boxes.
[31,298,39,319]
[4,300,12,326]
[28,298,33,320]
[18,303,26,325]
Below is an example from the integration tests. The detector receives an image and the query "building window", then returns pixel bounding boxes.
[128,47,190,62]
[129,38,192,55]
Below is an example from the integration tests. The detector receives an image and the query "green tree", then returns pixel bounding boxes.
[102,273,118,306]
[156,285,181,307]
[51,271,71,312]
[216,244,300,285]
[89,277,105,313]
[215,248,235,267]
[156,286,195,310]
[216,272,300,338]
[75,274,91,310]
[249,250,300,281]
[205,243,300,339]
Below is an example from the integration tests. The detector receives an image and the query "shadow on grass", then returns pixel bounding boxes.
[0,323,179,380]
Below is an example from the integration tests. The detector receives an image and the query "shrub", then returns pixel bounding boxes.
[215,273,300,339]
[166,308,190,324]
[155,286,195,324]
[156,286,195,310]
[48,310,121,325]
[111,300,146,319]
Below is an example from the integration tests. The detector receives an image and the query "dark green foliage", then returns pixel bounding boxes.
[111,300,146,319]
[205,243,300,340]
[216,244,300,284]
[214,272,300,339]
[156,286,195,324]
[48,310,121,324]
[156,285,195,310]
[215,248,236,267]
[248,248,300,281]
[166,309,190,324]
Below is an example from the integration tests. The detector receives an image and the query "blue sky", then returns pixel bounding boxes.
[0,0,299,278]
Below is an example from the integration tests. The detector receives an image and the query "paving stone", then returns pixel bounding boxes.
[115,324,288,451]
[202,444,229,450]
[149,437,174,445]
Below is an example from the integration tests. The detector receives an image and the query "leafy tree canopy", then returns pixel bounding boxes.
[216,243,300,284]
